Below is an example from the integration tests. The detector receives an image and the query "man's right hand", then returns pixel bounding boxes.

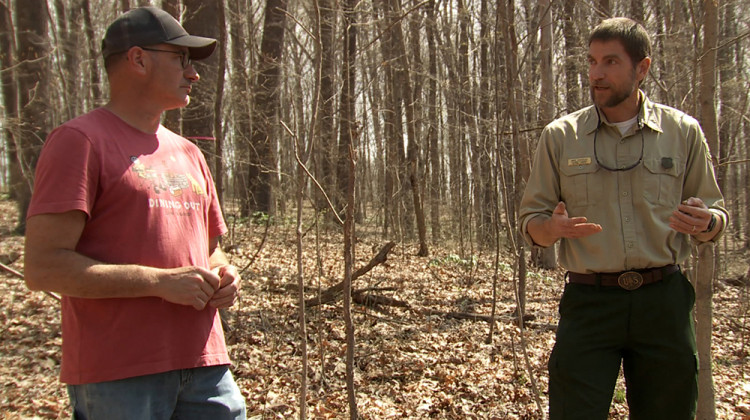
[157,267,221,310]
[527,202,603,247]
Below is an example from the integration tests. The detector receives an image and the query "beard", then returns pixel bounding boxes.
[589,70,638,109]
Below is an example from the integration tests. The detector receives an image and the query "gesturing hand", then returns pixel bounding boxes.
[549,201,603,240]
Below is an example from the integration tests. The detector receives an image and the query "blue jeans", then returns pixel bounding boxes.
[67,365,246,420]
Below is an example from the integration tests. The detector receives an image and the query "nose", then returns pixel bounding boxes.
[589,63,604,81]
[185,64,200,82]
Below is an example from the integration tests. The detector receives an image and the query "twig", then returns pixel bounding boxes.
[0,262,61,303]
[281,120,344,226]
[719,313,750,334]
[238,215,272,277]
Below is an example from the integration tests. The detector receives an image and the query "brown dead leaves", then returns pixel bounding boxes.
[1,200,749,418]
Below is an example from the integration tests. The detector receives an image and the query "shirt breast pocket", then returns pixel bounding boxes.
[559,162,603,209]
[641,158,684,207]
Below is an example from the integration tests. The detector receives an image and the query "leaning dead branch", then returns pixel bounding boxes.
[305,241,396,307]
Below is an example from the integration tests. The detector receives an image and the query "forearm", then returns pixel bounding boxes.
[526,215,558,248]
[24,247,163,299]
[25,212,221,309]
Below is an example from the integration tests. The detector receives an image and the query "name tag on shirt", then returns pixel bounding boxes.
[568,157,592,166]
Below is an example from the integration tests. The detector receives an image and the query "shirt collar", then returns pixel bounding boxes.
[584,90,664,135]
[638,92,663,133]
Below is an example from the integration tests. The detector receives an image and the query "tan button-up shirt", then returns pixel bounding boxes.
[519,93,728,274]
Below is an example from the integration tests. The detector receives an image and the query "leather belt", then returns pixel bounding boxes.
[567,265,680,290]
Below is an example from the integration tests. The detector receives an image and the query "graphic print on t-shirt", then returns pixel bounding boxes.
[130,155,207,213]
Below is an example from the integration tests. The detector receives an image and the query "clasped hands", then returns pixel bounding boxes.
[159,264,241,310]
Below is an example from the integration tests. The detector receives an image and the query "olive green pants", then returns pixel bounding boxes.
[548,270,697,419]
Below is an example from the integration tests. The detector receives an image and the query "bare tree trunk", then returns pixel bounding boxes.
[361,46,385,234]
[425,1,441,244]
[532,0,557,270]
[161,0,181,131]
[294,143,309,420]
[695,242,716,420]
[316,0,336,214]
[374,0,404,240]
[696,1,719,417]
[500,0,529,317]
[361,34,386,237]
[81,0,102,107]
[212,1,227,205]
[384,0,428,256]
[52,0,78,121]
[14,0,51,233]
[474,0,494,250]
[499,6,541,416]
[343,145,357,420]
[718,1,739,253]
[227,0,252,214]
[248,0,287,215]
[336,0,357,221]
[562,0,580,114]
[630,0,644,24]
[596,0,610,17]
[456,0,478,254]
[292,2,327,414]
[716,2,747,250]
[182,0,220,171]
[0,2,21,201]
[446,0,469,255]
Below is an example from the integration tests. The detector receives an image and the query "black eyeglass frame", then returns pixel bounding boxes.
[593,109,645,172]
[140,47,191,69]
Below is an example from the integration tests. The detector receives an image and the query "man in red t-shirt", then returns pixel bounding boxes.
[24,7,246,419]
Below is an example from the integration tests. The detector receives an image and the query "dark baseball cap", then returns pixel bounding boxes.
[101,6,217,60]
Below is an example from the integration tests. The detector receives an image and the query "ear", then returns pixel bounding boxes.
[636,56,651,83]
[124,47,148,75]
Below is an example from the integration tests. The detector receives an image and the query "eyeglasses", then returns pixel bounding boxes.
[140,47,191,69]
[593,115,645,172]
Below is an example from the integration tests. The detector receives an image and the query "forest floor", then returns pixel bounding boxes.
[1,197,750,419]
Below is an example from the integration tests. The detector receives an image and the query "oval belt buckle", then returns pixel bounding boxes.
[618,271,643,290]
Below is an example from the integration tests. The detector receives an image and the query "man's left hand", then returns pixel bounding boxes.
[209,264,241,308]
[669,197,711,235]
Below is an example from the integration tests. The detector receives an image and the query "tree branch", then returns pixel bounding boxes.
[305,241,396,307]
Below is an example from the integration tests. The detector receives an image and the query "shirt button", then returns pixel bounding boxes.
[625,217,631,222]
[623,191,629,197]
[627,242,634,248]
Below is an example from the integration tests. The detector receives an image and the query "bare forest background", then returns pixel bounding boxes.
[2,0,750,418]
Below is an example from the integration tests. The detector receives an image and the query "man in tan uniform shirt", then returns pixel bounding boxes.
[518,18,727,419]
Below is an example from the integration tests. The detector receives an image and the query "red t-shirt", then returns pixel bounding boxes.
[27,108,230,384]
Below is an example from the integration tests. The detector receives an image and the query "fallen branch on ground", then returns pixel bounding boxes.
[305,241,396,307]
